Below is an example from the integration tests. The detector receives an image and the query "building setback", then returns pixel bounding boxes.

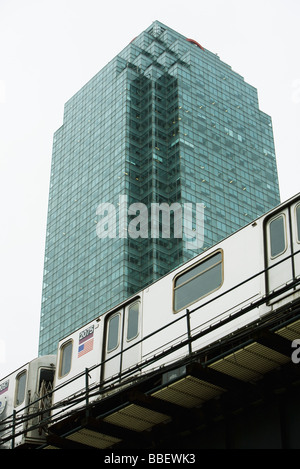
[39,21,280,356]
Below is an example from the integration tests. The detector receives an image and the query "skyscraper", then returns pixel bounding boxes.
[39,21,280,356]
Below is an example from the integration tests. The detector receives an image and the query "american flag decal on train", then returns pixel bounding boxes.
[78,326,94,358]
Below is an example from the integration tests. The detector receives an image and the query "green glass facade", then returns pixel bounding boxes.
[39,21,280,356]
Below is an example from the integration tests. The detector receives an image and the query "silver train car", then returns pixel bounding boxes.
[51,193,300,413]
[1,192,300,448]
[0,356,56,449]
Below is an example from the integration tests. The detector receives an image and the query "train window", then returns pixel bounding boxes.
[296,204,300,242]
[107,314,120,352]
[59,340,73,378]
[15,370,27,407]
[269,215,286,258]
[127,302,139,341]
[173,251,223,312]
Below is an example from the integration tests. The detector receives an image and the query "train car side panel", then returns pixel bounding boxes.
[188,221,266,348]
[52,319,103,412]
[142,277,187,371]
[141,220,265,372]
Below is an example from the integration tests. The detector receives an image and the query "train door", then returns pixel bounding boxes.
[292,200,300,278]
[265,198,300,303]
[101,299,142,387]
[36,367,55,417]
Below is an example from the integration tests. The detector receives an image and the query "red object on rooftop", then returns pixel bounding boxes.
[186,38,205,51]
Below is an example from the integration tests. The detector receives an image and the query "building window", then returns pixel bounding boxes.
[107,314,120,352]
[59,340,73,377]
[173,251,223,312]
[127,302,140,341]
[15,370,27,407]
[269,215,286,258]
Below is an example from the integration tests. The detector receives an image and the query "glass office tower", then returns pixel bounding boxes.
[39,21,280,355]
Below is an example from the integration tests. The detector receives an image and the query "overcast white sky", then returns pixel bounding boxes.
[0,0,299,378]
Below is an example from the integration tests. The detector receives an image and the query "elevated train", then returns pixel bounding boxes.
[1,192,300,449]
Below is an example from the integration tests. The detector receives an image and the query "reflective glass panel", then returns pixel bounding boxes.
[127,303,139,341]
[15,371,27,406]
[269,215,286,257]
[174,252,222,311]
[107,314,120,352]
[59,341,73,377]
[296,204,300,242]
